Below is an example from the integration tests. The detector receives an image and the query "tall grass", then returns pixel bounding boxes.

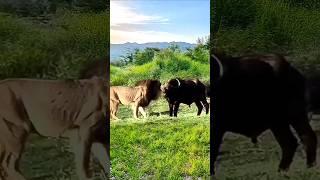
[0,10,108,79]
[111,50,209,86]
[215,0,320,60]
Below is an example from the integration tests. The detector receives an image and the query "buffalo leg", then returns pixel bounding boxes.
[290,118,317,167]
[169,103,173,117]
[173,102,180,117]
[195,101,203,116]
[202,100,210,114]
[271,125,298,172]
[308,112,313,122]
[211,130,224,175]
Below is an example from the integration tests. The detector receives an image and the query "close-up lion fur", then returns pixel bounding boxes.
[0,77,109,180]
[110,79,161,120]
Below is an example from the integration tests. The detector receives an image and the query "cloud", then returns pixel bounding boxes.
[111,30,206,44]
[111,1,169,27]
[110,1,204,44]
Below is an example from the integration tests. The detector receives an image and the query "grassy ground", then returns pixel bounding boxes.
[214,119,320,180]
[110,98,210,179]
[20,134,105,180]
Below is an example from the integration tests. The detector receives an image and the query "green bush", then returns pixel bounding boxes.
[215,0,320,65]
[0,11,108,79]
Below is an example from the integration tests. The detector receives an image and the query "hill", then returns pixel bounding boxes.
[111,42,196,61]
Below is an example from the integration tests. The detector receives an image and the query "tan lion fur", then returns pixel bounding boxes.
[110,79,161,119]
[0,77,108,180]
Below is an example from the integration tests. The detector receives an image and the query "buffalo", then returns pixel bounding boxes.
[306,75,320,121]
[211,53,317,175]
[161,78,209,117]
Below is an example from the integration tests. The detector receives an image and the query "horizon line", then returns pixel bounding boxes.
[111,41,199,45]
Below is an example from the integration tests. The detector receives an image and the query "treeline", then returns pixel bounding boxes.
[0,1,108,79]
[111,38,210,86]
[213,0,320,76]
[0,0,107,16]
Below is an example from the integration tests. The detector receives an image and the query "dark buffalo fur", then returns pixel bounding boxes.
[161,78,209,117]
[211,53,317,175]
[306,75,320,120]
[205,83,210,97]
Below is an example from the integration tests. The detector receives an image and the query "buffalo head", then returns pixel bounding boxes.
[160,78,181,94]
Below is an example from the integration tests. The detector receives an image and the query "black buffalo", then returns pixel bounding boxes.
[161,78,209,117]
[306,75,320,120]
[211,53,317,175]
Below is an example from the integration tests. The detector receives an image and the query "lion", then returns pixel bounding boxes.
[110,79,161,119]
[0,77,109,180]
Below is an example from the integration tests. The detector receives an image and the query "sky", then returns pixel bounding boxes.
[111,0,210,44]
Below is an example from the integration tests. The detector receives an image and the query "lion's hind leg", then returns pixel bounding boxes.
[110,100,120,120]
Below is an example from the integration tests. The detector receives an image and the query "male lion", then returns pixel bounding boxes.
[110,79,161,119]
[0,77,108,180]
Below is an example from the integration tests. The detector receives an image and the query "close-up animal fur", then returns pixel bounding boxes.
[0,77,109,180]
[110,79,161,119]
[211,53,317,175]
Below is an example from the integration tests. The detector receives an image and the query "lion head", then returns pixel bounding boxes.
[135,79,162,102]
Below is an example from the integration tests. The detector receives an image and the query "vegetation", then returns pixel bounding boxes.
[0,1,108,80]
[213,0,320,77]
[110,31,210,179]
[212,0,320,179]
[0,1,108,179]
[111,99,210,179]
[111,39,210,86]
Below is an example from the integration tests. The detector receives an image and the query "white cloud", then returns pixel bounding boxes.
[111,1,169,27]
[111,30,207,44]
[110,1,202,44]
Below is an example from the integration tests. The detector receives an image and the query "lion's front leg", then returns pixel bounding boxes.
[131,104,139,119]
[138,106,147,118]
[70,129,92,180]
[91,143,110,178]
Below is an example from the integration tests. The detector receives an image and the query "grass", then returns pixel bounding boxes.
[214,120,320,180]
[110,98,210,179]
[111,59,210,86]
[20,134,105,180]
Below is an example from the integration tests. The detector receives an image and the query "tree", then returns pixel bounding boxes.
[134,47,160,65]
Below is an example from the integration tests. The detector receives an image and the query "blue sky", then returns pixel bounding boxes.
[111,0,209,44]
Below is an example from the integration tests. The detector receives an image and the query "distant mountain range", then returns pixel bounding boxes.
[110,42,196,61]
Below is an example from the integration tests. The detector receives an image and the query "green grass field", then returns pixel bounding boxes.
[110,98,210,179]
[20,134,105,180]
[214,120,320,180]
